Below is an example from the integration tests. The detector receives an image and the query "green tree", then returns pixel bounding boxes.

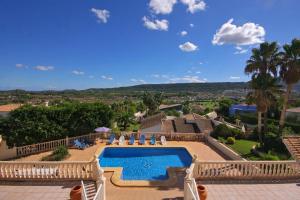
[218,98,234,117]
[142,92,163,115]
[245,42,280,146]
[182,101,191,114]
[116,112,134,131]
[279,38,300,131]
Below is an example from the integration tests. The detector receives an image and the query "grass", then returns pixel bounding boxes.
[227,139,258,156]
[222,138,290,160]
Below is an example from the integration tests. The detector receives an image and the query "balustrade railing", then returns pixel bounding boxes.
[0,161,94,180]
[192,160,300,180]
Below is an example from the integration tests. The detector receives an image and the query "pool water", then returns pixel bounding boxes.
[99,147,192,180]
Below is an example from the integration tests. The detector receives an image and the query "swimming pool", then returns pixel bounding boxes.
[99,147,192,181]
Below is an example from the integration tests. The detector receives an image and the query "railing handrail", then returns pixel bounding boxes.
[187,181,198,200]
[93,183,103,200]
[81,181,89,200]
[0,160,92,164]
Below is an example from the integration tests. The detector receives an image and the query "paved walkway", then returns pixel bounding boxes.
[14,141,226,161]
[204,182,300,200]
[0,181,79,200]
[0,180,299,199]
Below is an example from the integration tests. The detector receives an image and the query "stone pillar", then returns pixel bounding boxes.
[184,168,193,200]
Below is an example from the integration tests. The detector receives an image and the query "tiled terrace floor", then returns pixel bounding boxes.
[0,181,79,200]
[204,182,300,200]
[14,141,226,161]
[0,180,300,199]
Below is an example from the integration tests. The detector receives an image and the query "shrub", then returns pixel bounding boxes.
[211,124,232,138]
[258,151,279,161]
[226,137,235,144]
[42,145,69,161]
[211,124,245,139]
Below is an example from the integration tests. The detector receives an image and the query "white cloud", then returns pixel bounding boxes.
[180,30,188,36]
[149,0,177,14]
[190,23,194,27]
[179,42,198,52]
[16,64,24,68]
[229,76,241,80]
[101,75,113,80]
[72,70,85,75]
[181,0,206,13]
[152,74,160,78]
[35,65,54,71]
[91,8,110,23]
[196,71,201,74]
[212,18,265,46]
[170,75,206,83]
[143,16,169,31]
[130,78,146,84]
[234,46,248,54]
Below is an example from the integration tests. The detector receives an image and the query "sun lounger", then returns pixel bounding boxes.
[118,135,125,145]
[74,139,88,149]
[139,135,145,145]
[108,134,116,144]
[129,134,135,145]
[150,135,156,145]
[161,136,167,145]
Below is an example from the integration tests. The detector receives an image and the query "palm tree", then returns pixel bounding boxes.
[247,74,279,146]
[245,42,280,144]
[279,39,300,132]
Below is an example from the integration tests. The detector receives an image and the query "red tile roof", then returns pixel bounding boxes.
[283,136,300,160]
[0,104,22,112]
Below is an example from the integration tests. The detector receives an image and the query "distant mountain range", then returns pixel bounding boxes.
[1,81,299,96]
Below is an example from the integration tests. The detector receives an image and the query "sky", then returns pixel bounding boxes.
[0,0,300,91]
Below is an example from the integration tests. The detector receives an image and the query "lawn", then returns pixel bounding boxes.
[226,139,258,157]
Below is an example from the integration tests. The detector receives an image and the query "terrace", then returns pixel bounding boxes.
[0,131,299,200]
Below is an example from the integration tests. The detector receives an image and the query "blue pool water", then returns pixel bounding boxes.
[99,147,192,180]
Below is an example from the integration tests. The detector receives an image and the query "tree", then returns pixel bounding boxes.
[142,92,163,115]
[117,112,134,131]
[246,74,279,146]
[245,42,280,145]
[182,101,191,114]
[218,98,234,117]
[279,38,300,132]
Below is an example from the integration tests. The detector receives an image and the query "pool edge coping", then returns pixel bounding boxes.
[96,146,195,187]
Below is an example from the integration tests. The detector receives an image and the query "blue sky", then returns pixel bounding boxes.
[0,0,299,90]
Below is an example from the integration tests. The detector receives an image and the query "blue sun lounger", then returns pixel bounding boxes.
[108,134,115,144]
[139,135,145,145]
[74,139,88,149]
[150,135,156,145]
[129,134,135,145]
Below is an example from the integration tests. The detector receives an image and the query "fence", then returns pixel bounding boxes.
[141,132,205,141]
[14,132,205,158]
[192,160,300,180]
[16,132,105,157]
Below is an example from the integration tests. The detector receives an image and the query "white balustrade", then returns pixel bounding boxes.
[0,161,94,180]
[192,160,300,180]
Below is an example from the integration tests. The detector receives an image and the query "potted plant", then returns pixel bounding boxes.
[70,185,82,200]
[197,184,207,200]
